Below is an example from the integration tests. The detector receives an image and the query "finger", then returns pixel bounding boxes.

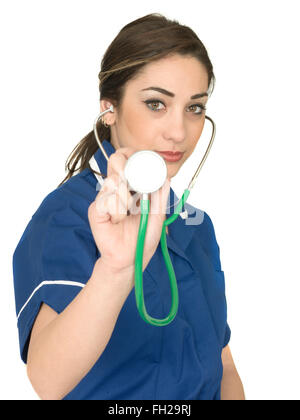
[88,200,110,225]
[107,147,138,182]
[107,152,127,182]
[95,189,125,223]
[95,187,116,213]
[107,190,128,224]
[99,175,118,195]
[96,174,134,222]
[115,176,134,214]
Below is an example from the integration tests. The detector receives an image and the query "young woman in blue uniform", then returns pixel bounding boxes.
[12,13,245,400]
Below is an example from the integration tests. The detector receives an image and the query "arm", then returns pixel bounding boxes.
[221,345,246,400]
[26,258,134,400]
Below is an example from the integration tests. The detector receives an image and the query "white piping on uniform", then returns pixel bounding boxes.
[89,155,105,189]
[17,280,85,321]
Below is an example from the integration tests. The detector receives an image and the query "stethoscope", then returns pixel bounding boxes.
[92,105,216,327]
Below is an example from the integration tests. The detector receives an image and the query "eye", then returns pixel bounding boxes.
[143,99,207,115]
[144,99,165,112]
[188,103,207,115]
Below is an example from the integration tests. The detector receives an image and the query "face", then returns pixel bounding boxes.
[100,54,209,179]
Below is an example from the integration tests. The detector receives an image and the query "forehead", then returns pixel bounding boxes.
[125,54,209,94]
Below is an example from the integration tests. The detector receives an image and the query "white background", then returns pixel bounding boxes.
[1,0,299,400]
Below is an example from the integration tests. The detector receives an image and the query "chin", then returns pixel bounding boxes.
[168,163,181,173]
[167,170,177,180]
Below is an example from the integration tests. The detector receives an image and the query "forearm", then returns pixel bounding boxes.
[27,258,134,400]
[221,366,246,400]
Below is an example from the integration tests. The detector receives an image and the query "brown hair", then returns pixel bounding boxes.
[58,13,215,187]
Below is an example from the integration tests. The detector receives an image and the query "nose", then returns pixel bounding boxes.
[162,108,186,143]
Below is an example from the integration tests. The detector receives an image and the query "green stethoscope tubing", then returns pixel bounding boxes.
[135,189,191,326]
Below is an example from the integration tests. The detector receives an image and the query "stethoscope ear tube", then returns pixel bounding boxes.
[93,106,114,161]
[188,115,216,190]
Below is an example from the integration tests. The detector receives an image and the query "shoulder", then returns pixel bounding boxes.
[13,169,98,264]
[31,169,97,223]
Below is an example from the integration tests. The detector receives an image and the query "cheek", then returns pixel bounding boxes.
[186,119,206,156]
[184,140,198,161]
[122,105,147,137]
[121,106,156,149]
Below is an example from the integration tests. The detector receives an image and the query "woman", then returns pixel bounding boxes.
[12,13,245,400]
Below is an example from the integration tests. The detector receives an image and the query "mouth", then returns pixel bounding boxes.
[156,151,184,163]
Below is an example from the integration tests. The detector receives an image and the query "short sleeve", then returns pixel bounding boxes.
[223,323,231,348]
[203,211,231,348]
[12,191,98,363]
[200,211,223,271]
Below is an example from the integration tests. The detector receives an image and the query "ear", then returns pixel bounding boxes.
[100,99,116,124]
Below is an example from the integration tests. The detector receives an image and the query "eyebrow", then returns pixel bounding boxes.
[140,86,208,99]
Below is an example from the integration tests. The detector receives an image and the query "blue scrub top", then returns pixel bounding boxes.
[12,139,231,400]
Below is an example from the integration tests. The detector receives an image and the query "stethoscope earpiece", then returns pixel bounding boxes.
[93,105,115,161]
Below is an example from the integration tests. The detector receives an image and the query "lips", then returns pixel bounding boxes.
[156,151,184,162]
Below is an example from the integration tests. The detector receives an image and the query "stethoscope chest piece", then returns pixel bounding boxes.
[124,150,167,194]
